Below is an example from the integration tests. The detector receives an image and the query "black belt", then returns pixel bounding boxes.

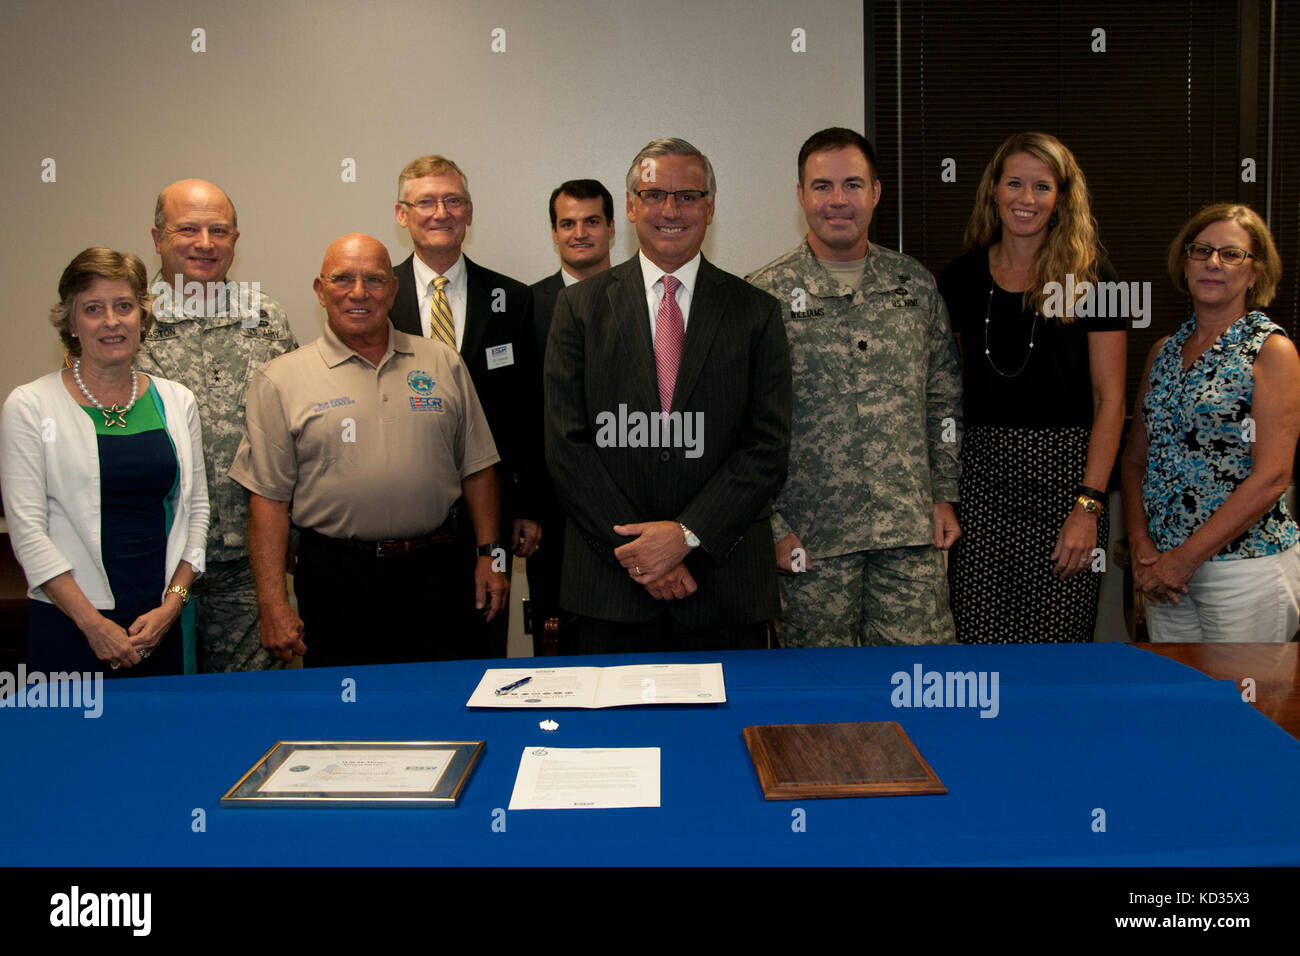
[299,524,457,559]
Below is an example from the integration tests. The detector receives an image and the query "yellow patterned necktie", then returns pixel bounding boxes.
[429,276,455,349]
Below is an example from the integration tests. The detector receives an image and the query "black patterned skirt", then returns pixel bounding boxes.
[948,425,1107,643]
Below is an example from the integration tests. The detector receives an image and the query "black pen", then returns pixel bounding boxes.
[495,676,532,696]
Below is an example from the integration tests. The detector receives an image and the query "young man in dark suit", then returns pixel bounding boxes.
[544,139,792,653]
[389,155,538,659]
[528,179,616,652]
[531,179,616,357]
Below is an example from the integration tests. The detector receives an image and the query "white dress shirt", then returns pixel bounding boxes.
[638,250,701,344]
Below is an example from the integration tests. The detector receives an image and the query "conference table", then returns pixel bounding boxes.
[0,642,1297,866]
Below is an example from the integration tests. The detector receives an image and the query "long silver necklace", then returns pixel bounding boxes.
[73,360,138,427]
[983,279,1038,378]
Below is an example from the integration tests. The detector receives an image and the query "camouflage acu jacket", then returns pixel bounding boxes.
[137,274,297,562]
[747,239,961,555]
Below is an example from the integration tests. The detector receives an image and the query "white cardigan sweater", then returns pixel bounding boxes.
[0,370,208,608]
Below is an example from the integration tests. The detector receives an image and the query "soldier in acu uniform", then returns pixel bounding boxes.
[136,179,297,671]
[747,128,962,647]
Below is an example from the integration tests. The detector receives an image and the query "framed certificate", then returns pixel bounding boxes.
[220,740,484,808]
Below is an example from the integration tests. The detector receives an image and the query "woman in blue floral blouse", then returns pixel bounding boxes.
[1121,204,1300,641]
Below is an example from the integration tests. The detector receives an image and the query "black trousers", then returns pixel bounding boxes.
[294,529,483,667]
[524,512,580,656]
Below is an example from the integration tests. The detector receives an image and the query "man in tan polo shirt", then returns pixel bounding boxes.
[230,233,506,666]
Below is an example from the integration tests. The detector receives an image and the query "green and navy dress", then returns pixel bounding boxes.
[28,381,187,676]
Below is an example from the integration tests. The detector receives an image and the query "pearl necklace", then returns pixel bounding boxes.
[73,360,138,427]
[983,279,1038,378]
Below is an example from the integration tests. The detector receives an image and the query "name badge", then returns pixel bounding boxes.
[486,343,515,370]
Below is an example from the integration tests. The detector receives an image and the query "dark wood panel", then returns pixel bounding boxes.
[744,721,947,799]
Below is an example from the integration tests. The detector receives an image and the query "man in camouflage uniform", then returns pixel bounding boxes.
[136,179,297,671]
[746,128,961,646]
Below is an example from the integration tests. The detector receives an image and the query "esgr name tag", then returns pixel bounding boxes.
[485,342,515,370]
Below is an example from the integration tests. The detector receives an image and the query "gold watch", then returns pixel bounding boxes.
[1075,494,1103,514]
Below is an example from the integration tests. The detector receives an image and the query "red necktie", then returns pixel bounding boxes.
[654,274,684,413]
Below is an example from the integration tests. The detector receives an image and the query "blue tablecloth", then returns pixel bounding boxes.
[1,643,1296,865]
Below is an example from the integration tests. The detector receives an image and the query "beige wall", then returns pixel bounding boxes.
[0,0,863,394]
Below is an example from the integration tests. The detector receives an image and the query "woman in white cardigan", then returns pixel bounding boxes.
[1,248,208,676]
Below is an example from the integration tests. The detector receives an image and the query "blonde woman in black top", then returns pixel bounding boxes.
[939,132,1126,642]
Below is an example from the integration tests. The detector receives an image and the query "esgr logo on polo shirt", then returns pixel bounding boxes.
[407,369,443,412]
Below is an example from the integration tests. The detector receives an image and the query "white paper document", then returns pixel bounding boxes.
[507,747,661,810]
[256,748,454,794]
[466,662,726,708]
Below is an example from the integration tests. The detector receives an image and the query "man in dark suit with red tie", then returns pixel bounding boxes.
[389,155,538,658]
[544,138,792,653]
[529,179,616,652]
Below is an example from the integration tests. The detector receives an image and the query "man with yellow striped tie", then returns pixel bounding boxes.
[390,155,541,660]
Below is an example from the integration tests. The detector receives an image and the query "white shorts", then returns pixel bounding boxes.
[1145,544,1300,642]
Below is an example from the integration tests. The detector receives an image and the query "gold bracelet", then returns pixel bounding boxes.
[165,584,190,606]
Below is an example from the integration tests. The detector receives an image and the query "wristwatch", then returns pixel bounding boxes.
[680,523,700,548]
[476,542,503,557]
[1075,494,1103,514]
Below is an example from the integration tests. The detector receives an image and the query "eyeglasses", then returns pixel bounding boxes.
[633,189,709,206]
[1184,242,1254,266]
[398,196,469,214]
[320,273,393,291]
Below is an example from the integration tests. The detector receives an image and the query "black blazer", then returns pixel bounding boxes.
[529,270,569,525]
[391,253,539,526]
[543,255,792,626]
[529,270,565,362]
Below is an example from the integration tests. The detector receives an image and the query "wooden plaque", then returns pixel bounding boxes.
[743,721,946,800]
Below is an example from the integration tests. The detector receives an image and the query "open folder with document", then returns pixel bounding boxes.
[466,662,726,708]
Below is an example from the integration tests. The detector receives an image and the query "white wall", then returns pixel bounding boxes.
[0,0,863,394]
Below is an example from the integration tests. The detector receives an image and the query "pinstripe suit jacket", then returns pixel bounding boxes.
[543,254,791,625]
